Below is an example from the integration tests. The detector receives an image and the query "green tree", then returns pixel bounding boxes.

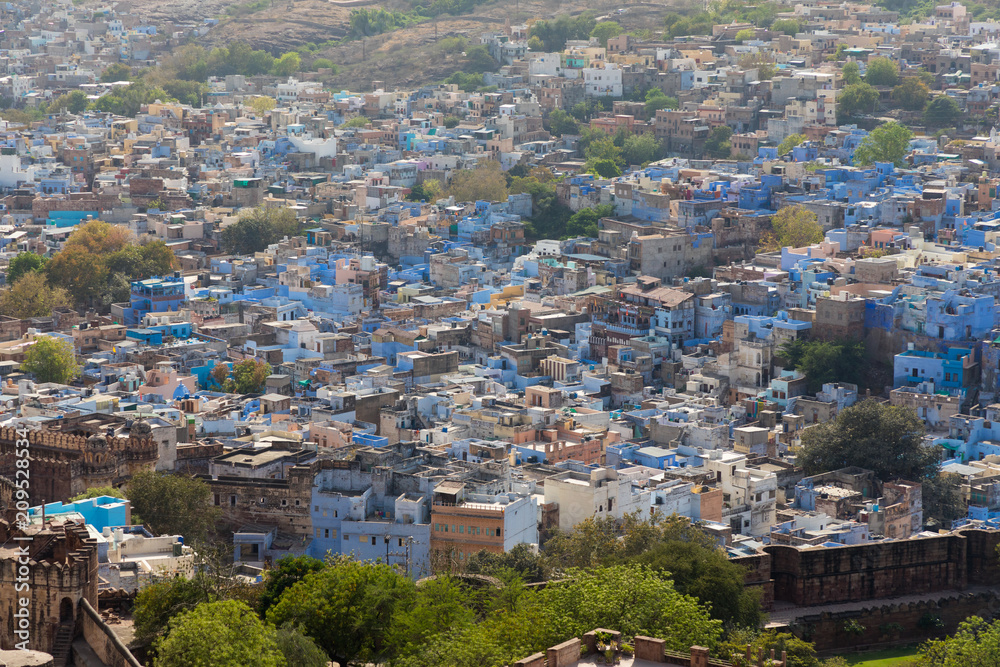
[797,400,935,480]
[838,82,879,117]
[465,45,499,73]
[45,246,110,307]
[126,470,219,541]
[739,52,777,80]
[21,336,80,384]
[267,557,416,664]
[704,126,734,159]
[222,207,302,254]
[154,600,286,667]
[218,357,272,394]
[566,204,613,237]
[591,21,623,47]
[134,575,215,644]
[388,576,476,657]
[6,252,48,284]
[779,338,865,393]
[548,109,579,136]
[865,56,899,86]
[921,616,1000,666]
[310,57,336,72]
[271,52,302,77]
[259,555,326,616]
[447,161,509,203]
[464,543,548,582]
[924,95,962,128]
[777,133,807,156]
[0,272,71,320]
[49,90,89,114]
[544,514,761,630]
[892,77,931,110]
[274,626,330,667]
[645,88,678,116]
[538,565,722,651]
[853,120,913,166]
[771,18,801,35]
[622,132,662,166]
[758,205,823,251]
[735,28,755,43]
[528,14,596,51]
[584,134,624,176]
[62,219,132,255]
[341,115,370,128]
[921,472,966,527]
[101,63,132,82]
[161,79,205,107]
[93,80,173,116]
[841,61,861,85]
[633,526,763,630]
[69,486,126,502]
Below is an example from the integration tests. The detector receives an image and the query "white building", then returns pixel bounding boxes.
[583,63,623,98]
[543,465,651,532]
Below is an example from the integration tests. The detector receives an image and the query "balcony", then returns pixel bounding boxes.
[604,322,648,336]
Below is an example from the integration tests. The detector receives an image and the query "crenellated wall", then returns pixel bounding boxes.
[0,520,99,653]
[0,425,157,504]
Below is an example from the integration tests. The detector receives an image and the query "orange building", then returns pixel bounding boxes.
[429,481,537,571]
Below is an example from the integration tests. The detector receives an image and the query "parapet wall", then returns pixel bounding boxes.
[791,589,1000,652]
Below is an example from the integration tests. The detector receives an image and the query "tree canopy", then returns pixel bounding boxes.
[924,95,962,128]
[864,56,899,86]
[797,399,935,481]
[841,62,861,85]
[590,21,623,47]
[211,358,272,394]
[0,273,70,320]
[838,82,879,117]
[21,336,80,385]
[921,616,1000,667]
[259,555,326,616]
[704,126,734,159]
[779,339,866,393]
[154,600,286,667]
[853,121,913,166]
[447,161,509,203]
[126,470,219,541]
[6,252,47,284]
[222,207,302,255]
[758,205,823,252]
[892,77,931,110]
[44,220,174,309]
[777,133,807,156]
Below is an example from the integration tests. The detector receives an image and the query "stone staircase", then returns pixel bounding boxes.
[51,621,74,667]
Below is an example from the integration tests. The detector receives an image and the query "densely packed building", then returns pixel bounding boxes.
[9,0,1000,659]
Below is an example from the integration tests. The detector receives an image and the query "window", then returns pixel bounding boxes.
[315,528,321,538]
[371,536,377,545]
[230,495,237,507]
[322,509,327,517]
[324,529,329,538]
[459,526,464,533]
[344,535,349,541]
[398,538,405,547]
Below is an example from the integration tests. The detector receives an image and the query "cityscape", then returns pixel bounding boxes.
[2,0,1000,665]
